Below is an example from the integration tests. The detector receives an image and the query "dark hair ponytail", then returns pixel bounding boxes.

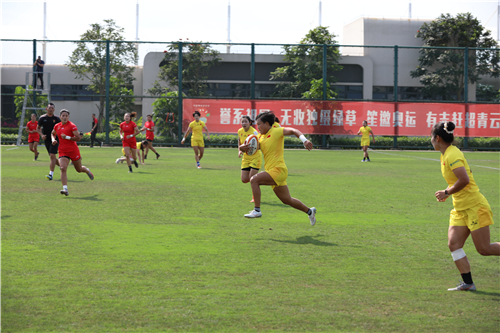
[431,121,455,144]
[193,111,201,117]
[256,112,275,126]
[242,115,254,125]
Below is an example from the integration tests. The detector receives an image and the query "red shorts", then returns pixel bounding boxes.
[28,134,40,143]
[122,139,137,149]
[59,149,81,162]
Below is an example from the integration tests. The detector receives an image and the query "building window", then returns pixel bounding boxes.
[373,86,425,101]
[51,84,101,101]
[335,85,363,99]
[206,83,278,98]
[1,85,19,123]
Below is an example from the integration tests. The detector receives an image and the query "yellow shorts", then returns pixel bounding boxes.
[361,138,370,146]
[191,138,204,147]
[449,196,494,231]
[267,166,288,189]
[241,156,262,170]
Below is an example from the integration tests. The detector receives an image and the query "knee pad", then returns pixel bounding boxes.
[451,248,466,261]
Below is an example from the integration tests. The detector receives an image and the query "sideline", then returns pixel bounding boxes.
[6,147,19,151]
[374,150,500,171]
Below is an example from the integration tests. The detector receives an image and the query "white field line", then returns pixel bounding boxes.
[6,147,19,151]
[374,150,500,171]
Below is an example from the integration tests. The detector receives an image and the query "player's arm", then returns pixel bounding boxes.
[133,126,141,137]
[203,125,210,140]
[435,166,469,202]
[357,129,361,135]
[283,127,313,151]
[37,124,45,139]
[137,149,143,164]
[51,129,58,145]
[119,127,125,141]
[181,127,192,144]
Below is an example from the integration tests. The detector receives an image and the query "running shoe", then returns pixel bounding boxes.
[115,158,121,164]
[144,155,147,160]
[244,210,262,218]
[87,169,94,180]
[361,160,365,162]
[60,189,69,196]
[134,160,139,168]
[308,207,317,226]
[128,170,133,173]
[448,281,476,291]
[156,154,160,159]
[197,165,202,169]
[367,159,371,162]
[45,174,53,181]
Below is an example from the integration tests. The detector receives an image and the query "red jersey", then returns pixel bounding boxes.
[144,120,155,140]
[120,121,137,137]
[53,121,79,154]
[27,120,40,142]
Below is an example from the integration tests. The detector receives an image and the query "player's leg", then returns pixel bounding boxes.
[471,226,500,256]
[273,185,310,213]
[447,225,476,290]
[29,142,35,153]
[59,157,70,195]
[73,158,94,180]
[130,148,138,168]
[249,172,276,208]
[192,146,200,162]
[198,147,204,161]
[124,147,132,167]
[33,141,38,159]
[241,168,251,183]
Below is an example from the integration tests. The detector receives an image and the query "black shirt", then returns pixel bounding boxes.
[38,114,61,137]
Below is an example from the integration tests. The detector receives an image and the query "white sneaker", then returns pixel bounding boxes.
[115,158,121,164]
[244,210,262,218]
[197,166,202,169]
[308,207,317,226]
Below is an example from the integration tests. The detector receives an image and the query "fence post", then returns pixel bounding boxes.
[393,45,398,149]
[463,46,469,149]
[250,43,255,99]
[177,42,183,145]
[105,40,111,144]
[32,39,37,107]
[322,44,327,148]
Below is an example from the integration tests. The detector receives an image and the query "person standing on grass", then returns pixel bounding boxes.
[37,102,61,180]
[239,112,317,225]
[90,113,102,148]
[238,115,262,202]
[432,121,500,291]
[120,112,140,173]
[51,109,94,196]
[26,113,40,161]
[181,111,210,169]
[357,120,375,162]
[140,114,160,160]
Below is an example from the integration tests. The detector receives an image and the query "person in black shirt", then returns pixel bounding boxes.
[37,102,61,180]
[90,113,102,148]
[33,56,45,89]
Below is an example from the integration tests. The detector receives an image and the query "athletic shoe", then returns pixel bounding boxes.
[367,159,371,162]
[60,189,69,196]
[45,174,53,181]
[361,160,365,162]
[87,169,94,180]
[115,158,121,164]
[197,165,202,169]
[134,160,139,168]
[128,170,133,173]
[35,153,39,161]
[448,281,476,291]
[244,210,262,218]
[144,155,147,160]
[156,154,160,159]
[308,207,317,226]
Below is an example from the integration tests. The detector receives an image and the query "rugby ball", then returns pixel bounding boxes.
[244,134,259,156]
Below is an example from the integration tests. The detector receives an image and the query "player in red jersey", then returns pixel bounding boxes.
[51,109,94,196]
[120,112,141,173]
[26,113,40,161]
[140,114,160,160]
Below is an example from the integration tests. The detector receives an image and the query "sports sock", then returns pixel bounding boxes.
[254,207,261,212]
[196,161,200,166]
[49,171,54,176]
[63,185,68,191]
[461,272,473,284]
[129,166,132,172]
[307,209,312,215]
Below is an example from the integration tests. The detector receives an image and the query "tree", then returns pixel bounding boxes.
[14,86,48,124]
[151,91,183,140]
[410,13,500,101]
[67,19,137,131]
[148,41,221,97]
[270,26,342,98]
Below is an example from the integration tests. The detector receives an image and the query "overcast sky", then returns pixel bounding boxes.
[1,0,499,65]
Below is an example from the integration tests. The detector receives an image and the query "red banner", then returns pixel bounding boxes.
[183,99,500,137]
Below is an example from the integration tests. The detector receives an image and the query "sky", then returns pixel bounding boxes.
[1,0,499,65]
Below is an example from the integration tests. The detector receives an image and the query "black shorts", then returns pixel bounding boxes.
[146,139,153,143]
[241,167,259,171]
[44,139,58,155]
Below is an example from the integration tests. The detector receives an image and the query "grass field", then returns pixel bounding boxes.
[2,145,499,332]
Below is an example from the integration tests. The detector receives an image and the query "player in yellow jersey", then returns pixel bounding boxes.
[357,120,375,162]
[239,112,317,225]
[432,121,499,291]
[116,140,149,165]
[181,111,210,169]
[238,116,262,202]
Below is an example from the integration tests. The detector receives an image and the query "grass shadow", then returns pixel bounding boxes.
[270,234,337,247]
[473,290,500,298]
[65,194,103,201]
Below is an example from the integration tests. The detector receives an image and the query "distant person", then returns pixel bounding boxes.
[26,113,40,161]
[181,111,210,169]
[239,112,316,225]
[33,56,45,90]
[51,109,94,196]
[90,113,102,148]
[140,114,160,159]
[116,140,149,165]
[432,121,500,291]
[37,102,61,180]
[120,112,140,173]
[357,120,375,162]
[237,116,262,202]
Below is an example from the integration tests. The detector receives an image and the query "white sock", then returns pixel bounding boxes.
[63,185,68,191]
[49,171,54,176]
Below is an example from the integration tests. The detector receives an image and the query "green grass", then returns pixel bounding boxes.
[2,146,499,332]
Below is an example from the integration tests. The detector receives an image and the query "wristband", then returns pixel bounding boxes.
[299,134,307,143]
[63,135,70,140]
[445,190,449,196]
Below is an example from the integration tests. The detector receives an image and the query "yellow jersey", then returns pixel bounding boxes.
[238,126,262,164]
[441,145,481,210]
[189,120,205,140]
[272,122,281,128]
[359,126,371,139]
[259,126,287,172]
